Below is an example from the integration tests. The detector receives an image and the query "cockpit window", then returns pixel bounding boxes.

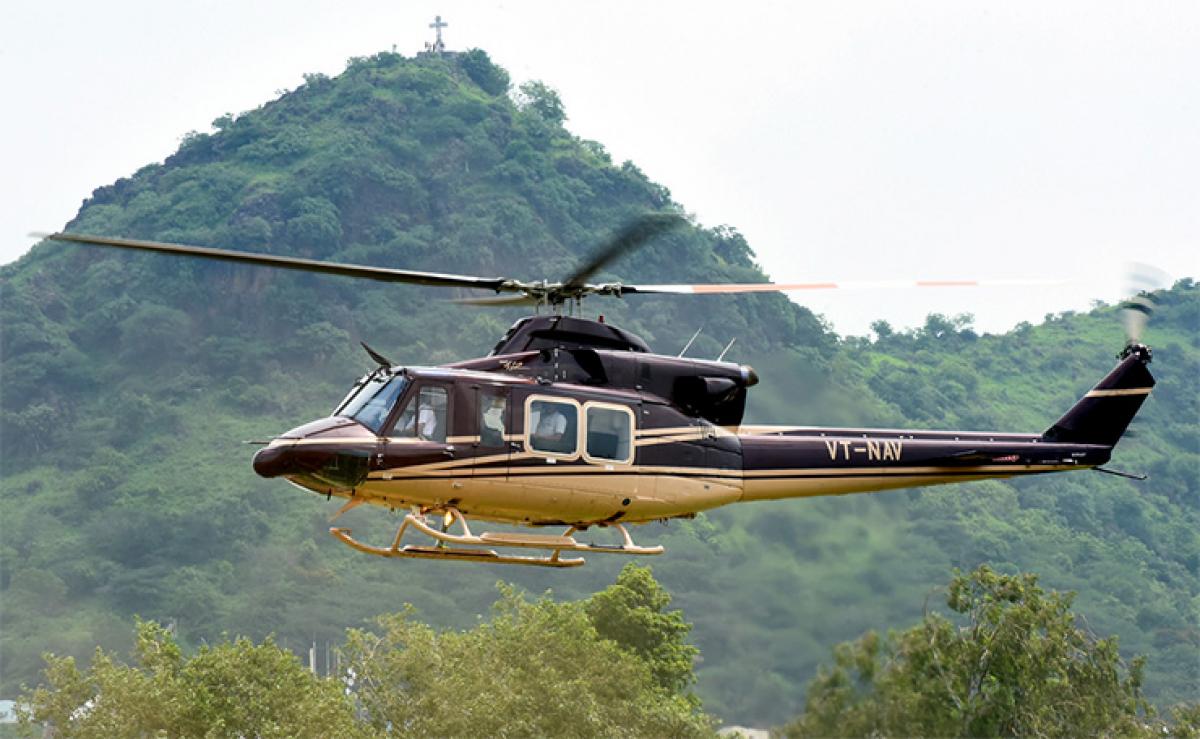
[333,373,373,416]
[393,386,449,442]
[338,374,408,434]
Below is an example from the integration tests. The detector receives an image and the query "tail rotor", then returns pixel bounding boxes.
[1119,262,1170,352]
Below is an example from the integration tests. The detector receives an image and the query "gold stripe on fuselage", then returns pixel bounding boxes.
[270,436,437,448]
[269,437,370,448]
[634,433,705,448]
[368,459,1077,481]
[733,425,1043,440]
[368,449,529,478]
[637,425,739,439]
[740,463,1079,477]
[636,426,698,437]
[734,425,808,436]
[1084,387,1153,398]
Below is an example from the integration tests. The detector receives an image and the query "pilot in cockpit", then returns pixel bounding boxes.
[398,388,447,442]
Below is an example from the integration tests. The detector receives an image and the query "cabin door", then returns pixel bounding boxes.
[472,385,512,484]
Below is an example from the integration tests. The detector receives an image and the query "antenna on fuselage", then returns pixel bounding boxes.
[360,341,395,368]
[716,337,737,362]
[678,325,704,357]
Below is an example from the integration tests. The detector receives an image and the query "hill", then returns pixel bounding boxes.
[2,49,1196,725]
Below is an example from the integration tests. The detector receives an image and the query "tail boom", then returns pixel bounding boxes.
[738,431,1109,502]
[736,347,1152,503]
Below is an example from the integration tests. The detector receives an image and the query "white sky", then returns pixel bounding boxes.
[3,0,1197,336]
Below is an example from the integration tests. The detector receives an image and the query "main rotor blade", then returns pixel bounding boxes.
[40,232,515,292]
[562,213,685,290]
[453,294,540,307]
[621,278,1068,295]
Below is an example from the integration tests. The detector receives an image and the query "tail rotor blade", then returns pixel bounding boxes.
[1120,262,1170,345]
[1120,296,1154,345]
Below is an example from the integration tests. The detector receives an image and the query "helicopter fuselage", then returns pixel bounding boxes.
[252,359,1131,529]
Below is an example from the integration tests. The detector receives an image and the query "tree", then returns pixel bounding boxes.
[870,319,894,340]
[17,620,362,738]
[783,565,1200,738]
[341,583,713,738]
[460,48,510,96]
[516,80,566,125]
[586,563,700,696]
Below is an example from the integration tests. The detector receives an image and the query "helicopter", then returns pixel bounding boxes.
[43,216,1157,567]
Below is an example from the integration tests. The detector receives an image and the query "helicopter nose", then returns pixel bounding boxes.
[253,442,298,478]
[252,417,376,483]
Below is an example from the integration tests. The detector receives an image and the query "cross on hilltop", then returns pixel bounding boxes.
[427,15,448,53]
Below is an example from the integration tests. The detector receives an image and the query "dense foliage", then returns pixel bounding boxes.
[783,565,1183,737]
[341,573,711,737]
[16,565,712,738]
[1,48,1196,726]
[18,620,361,738]
[585,562,701,697]
[16,566,1197,737]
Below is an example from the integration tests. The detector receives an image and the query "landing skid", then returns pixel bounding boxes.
[329,508,664,568]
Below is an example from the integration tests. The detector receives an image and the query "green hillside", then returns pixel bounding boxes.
[1,49,1196,726]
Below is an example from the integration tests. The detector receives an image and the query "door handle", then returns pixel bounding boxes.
[443,445,456,458]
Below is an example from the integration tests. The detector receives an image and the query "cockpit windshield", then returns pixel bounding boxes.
[336,373,408,434]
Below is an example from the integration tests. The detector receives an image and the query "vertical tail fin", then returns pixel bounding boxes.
[1042,345,1155,447]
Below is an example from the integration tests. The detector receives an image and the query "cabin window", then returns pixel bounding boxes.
[478,389,507,447]
[528,399,578,456]
[393,385,448,442]
[584,403,634,464]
